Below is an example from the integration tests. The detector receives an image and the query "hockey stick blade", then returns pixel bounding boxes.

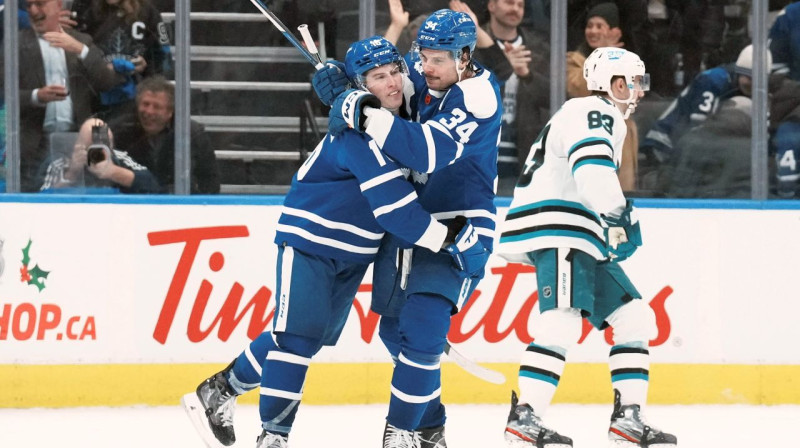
[248,0,324,69]
[444,342,506,385]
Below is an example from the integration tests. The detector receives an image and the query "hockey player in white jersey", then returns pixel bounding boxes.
[499,48,677,447]
[315,9,501,448]
[180,36,485,448]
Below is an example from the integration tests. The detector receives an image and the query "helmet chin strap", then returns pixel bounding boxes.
[608,89,638,120]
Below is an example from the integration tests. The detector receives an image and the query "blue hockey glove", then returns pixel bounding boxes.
[111,58,136,75]
[312,60,349,106]
[603,200,642,262]
[443,216,490,277]
[328,88,380,137]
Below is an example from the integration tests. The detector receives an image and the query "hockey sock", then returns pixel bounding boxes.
[609,342,650,406]
[387,293,451,430]
[259,332,321,434]
[418,398,446,429]
[228,332,279,394]
[518,342,567,415]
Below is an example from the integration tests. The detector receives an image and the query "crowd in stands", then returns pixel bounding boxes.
[2,0,799,198]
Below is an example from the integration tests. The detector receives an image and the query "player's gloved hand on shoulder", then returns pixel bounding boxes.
[111,58,136,75]
[603,200,642,262]
[443,216,489,277]
[328,88,380,137]
[312,60,349,106]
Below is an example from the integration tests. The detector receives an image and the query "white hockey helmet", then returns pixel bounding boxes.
[584,47,649,93]
[734,44,772,77]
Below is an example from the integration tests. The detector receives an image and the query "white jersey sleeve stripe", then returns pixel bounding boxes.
[373,191,417,218]
[276,224,381,254]
[421,123,438,173]
[282,206,383,240]
[360,169,405,192]
[431,209,497,221]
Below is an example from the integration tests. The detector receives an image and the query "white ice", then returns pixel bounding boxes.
[1,403,796,447]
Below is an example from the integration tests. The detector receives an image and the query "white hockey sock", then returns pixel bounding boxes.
[609,342,650,407]
[518,342,567,415]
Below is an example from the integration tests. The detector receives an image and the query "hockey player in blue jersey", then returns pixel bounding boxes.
[770,3,800,197]
[499,47,676,447]
[315,9,501,448]
[180,36,486,448]
[641,44,770,164]
[770,2,800,82]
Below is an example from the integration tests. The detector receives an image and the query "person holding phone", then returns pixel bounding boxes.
[40,117,160,192]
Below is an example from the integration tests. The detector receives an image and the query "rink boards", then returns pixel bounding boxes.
[0,196,798,407]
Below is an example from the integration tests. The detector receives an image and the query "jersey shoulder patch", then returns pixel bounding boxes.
[456,73,499,119]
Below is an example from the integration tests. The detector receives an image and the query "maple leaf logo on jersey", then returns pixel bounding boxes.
[20,239,50,292]
[411,170,428,184]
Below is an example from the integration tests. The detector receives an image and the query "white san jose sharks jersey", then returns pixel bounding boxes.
[499,95,628,260]
[275,130,448,264]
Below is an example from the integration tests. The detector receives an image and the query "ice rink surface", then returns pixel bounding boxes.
[1,402,796,447]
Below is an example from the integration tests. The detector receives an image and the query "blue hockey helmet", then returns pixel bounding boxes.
[415,9,477,55]
[345,36,408,90]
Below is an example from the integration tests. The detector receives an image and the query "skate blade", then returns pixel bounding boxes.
[181,392,230,448]
[505,433,572,447]
[609,439,676,448]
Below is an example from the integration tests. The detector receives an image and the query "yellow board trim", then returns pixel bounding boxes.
[2,363,799,408]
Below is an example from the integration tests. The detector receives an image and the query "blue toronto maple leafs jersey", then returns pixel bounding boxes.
[642,65,741,157]
[274,131,448,264]
[362,58,502,250]
[770,3,800,81]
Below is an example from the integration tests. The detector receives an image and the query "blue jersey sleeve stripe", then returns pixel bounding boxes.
[360,169,405,192]
[281,206,383,240]
[373,191,418,218]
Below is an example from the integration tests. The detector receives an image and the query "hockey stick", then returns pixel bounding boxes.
[248,0,324,69]
[444,342,506,385]
[297,24,323,65]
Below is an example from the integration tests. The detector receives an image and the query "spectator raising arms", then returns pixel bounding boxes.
[81,0,171,121]
[0,0,125,191]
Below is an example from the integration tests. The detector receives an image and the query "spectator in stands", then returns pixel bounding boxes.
[40,117,161,192]
[567,2,640,191]
[664,96,753,198]
[641,45,769,165]
[0,0,125,192]
[451,0,550,196]
[110,75,220,194]
[67,0,172,122]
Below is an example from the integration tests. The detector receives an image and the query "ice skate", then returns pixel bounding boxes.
[419,424,446,448]
[182,361,238,448]
[504,391,573,447]
[383,422,421,448]
[608,389,677,447]
[256,429,289,448]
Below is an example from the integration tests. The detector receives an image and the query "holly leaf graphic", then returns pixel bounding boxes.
[27,264,50,292]
[21,239,32,267]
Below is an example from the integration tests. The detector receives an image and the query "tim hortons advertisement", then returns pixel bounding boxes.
[1,202,799,365]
